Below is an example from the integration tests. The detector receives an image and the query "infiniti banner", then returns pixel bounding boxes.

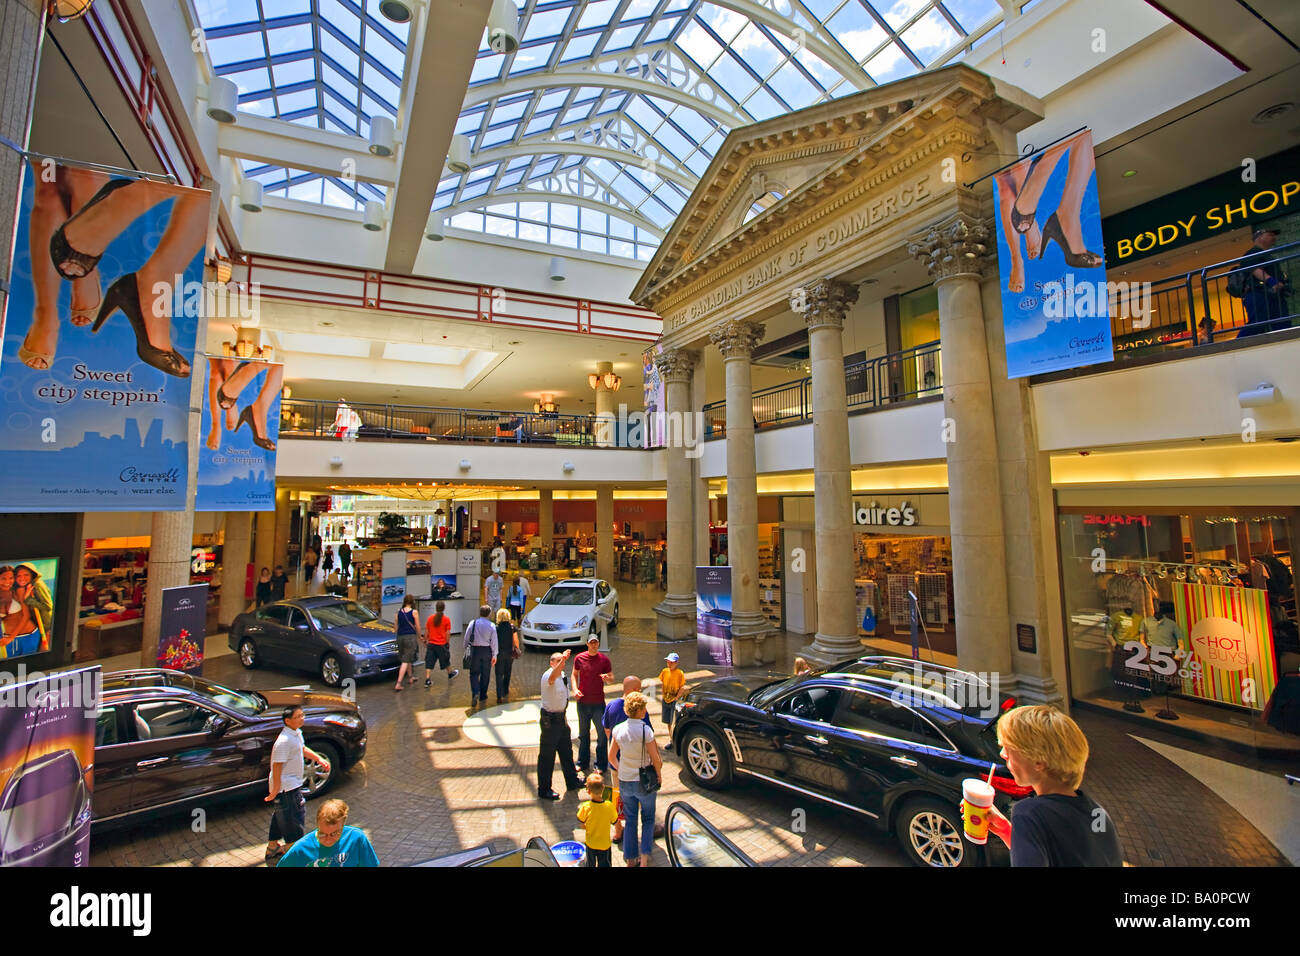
[992,129,1115,378]
[0,667,98,866]
[0,164,208,510]
[156,584,208,674]
[696,566,732,667]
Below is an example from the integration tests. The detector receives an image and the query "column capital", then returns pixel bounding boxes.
[708,319,765,360]
[790,278,859,331]
[907,213,995,282]
[653,347,698,385]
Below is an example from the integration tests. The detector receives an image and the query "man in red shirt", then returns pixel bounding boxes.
[572,635,614,774]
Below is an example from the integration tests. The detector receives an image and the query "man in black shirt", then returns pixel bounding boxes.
[269,565,289,602]
[979,705,1123,866]
[1238,225,1288,338]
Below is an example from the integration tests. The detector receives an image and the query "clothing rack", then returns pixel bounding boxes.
[1078,556,1247,574]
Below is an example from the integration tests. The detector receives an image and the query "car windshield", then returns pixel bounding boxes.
[183,676,265,716]
[540,588,592,606]
[309,601,379,629]
[748,675,803,709]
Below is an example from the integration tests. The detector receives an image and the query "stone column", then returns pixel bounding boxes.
[273,487,292,570]
[538,489,553,556]
[596,485,614,583]
[0,1,43,332]
[907,214,1013,678]
[708,320,772,664]
[219,512,253,628]
[653,348,699,639]
[254,509,276,573]
[790,279,861,665]
[594,361,618,447]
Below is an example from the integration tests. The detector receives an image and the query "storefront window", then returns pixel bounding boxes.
[895,286,941,399]
[855,532,954,655]
[1060,510,1299,745]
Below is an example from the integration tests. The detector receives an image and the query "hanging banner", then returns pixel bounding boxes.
[1172,583,1277,711]
[0,666,98,866]
[992,130,1114,378]
[642,343,665,448]
[0,557,58,661]
[156,583,208,674]
[196,358,282,511]
[0,165,209,510]
[696,565,732,667]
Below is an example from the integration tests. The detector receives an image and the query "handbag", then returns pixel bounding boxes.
[633,723,659,793]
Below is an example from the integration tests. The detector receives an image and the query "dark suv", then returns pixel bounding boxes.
[671,656,1030,867]
[92,669,367,827]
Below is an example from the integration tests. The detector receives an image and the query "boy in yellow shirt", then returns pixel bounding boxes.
[658,652,686,752]
[576,771,618,867]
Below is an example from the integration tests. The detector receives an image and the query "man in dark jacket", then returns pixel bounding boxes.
[1238,225,1288,337]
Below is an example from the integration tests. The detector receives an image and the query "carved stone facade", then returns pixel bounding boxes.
[906,212,995,281]
[791,278,860,331]
[708,319,766,360]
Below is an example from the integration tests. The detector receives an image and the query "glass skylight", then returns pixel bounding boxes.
[198,1,1007,261]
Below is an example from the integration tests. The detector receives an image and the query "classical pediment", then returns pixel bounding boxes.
[631,63,1041,310]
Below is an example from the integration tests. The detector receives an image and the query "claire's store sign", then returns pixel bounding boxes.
[1103,144,1300,264]
[853,500,917,527]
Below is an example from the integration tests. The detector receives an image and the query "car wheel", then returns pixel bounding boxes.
[238,639,258,669]
[680,727,732,790]
[610,603,620,627]
[303,741,341,798]
[320,653,344,688]
[896,797,975,868]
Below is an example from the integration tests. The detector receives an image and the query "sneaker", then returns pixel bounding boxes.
[424,679,432,688]
[448,669,460,679]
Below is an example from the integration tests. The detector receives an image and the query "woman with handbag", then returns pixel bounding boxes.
[608,691,662,867]
[493,608,520,704]
[393,595,420,691]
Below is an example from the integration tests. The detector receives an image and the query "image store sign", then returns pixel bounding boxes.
[196,358,282,511]
[0,666,98,866]
[992,129,1114,378]
[0,165,208,511]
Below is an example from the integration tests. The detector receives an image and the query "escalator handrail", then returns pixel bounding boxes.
[663,800,756,867]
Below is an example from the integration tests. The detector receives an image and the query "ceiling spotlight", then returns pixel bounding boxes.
[549,256,566,282]
[369,116,396,156]
[363,200,385,231]
[377,0,413,23]
[206,76,238,124]
[425,213,445,241]
[447,134,471,174]
[329,456,343,467]
[487,0,520,54]
[239,178,263,212]
[562,462,575,473]
[458,459,472,470]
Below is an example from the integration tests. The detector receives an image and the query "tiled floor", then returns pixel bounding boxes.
[84,595,1297,867]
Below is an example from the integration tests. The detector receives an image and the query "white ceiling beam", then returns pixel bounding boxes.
[472,141,695,190]
[439,191,666,239]
[217,111,397,185]
[464,71,746,127]
[717,0,872,90]
[385,0,493,273]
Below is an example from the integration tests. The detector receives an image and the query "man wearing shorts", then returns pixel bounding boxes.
[424,602,459,687]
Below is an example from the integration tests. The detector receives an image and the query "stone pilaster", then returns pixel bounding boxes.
[596,484,614,584]
[538,489,553,554]
[708,319,773,664]
[594,361,617,447]
[653,347,699,639]
[790,278,861,665]
[907,213,1013,679]
[219,512,253,628]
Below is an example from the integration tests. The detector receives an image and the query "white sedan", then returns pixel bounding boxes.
[520,579,619,649]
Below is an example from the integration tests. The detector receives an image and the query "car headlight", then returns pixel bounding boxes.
[324,714,362,729]
[522,615,533,627]
[573,616,589,629]
[344,643,369,655]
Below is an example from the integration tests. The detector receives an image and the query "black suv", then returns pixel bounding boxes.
[671,656,1031,867]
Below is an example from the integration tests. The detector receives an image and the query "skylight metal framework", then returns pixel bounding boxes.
[197,0,1009,258]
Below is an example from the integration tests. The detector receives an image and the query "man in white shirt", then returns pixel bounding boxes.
[264,705,331,863]
[537,649,582,801]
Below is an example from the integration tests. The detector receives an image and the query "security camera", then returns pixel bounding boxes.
[487,0,519,55]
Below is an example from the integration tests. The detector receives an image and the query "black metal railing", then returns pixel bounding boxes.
[279,400,628,447]
[702,340,942,438]
[1108,241,1298,358]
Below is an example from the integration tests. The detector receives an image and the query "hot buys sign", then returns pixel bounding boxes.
[1189,617,1249,672]
[1173,583,1277,711]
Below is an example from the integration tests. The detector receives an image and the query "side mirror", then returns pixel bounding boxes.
[208,716,232,737]
[295,622,310,631]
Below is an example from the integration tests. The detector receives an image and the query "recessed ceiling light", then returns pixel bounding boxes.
[507,340,521,345]
[1122,169,1137,177]
[1253,102,1295,124]
[319,321,335,327]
